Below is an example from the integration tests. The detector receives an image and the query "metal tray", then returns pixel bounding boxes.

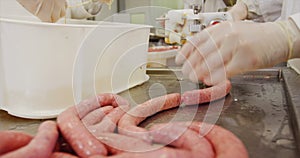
[119,67,300,158]
[0,67,299,158]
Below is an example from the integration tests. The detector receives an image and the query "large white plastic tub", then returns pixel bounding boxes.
[0,18,150,119]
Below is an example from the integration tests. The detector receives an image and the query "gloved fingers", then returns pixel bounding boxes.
[51,0,66,22]
[182,46,204,73]
[176,30,210,65]
[188,53,220,85]
[60,8,66,19]
[17,0,40,15]
[188,61,205,83]
[35,0,53,22]
[193,24,234,61]
[51,5,60,22]
[200,23,241,80]
[193,40,232,86]
[181,54,194,76]
[224,50,258,78]
[181,37,216,77]
[202,32,238,72]
[195,35,219,59]
[176,42,194,65]
[202,68,227,86]
[180,28,225,83]
[60,1,67,17]
[205,21,232,38]
[181,47,205,77]
[225,61,244,78]
[201,51,229,75]
[226,1,248,21]
[219,33,237,65]
[189,67,227,86]
[194,59,214,84]
[175,48,194,65]
[185,35,226,82]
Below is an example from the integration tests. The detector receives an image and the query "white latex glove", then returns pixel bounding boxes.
[227,1,248,21]
[66,0,113,19]
[83,0,113,15]
[17,0,67,23]
[175,19,300,86]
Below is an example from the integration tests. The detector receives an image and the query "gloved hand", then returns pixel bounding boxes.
[175,19,300,86]
[17,0,67,23]
[64,0,112,19]
[227,1,248,21]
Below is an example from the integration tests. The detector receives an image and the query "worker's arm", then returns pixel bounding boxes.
[17,0,112,23]
[286,13,300,59]
[228,0,283,22]
[17,0,67,23]
[66,0,103,19]
[67,0,113,19]
[175,14,300,85]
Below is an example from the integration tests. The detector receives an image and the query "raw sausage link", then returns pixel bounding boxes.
[118,93,181,143]
[90,147,193,158]
[88,106,129,137]
[50,152,79,158]
[112,148,192,158]
[1,121,58,158]
[182,80,231,105]
[81,106,114,126]
[57,107,108,158]
[55,136,75,154]
[75,93,129,119]
[149,123,215,158]
[97,132,156,154]
[0,131,32,155]
[183,122,249,158]
[57,94,129,158]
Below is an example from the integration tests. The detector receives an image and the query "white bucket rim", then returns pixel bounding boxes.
[0,17,153,29]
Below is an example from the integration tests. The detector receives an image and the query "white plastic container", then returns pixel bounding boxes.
[0,17,150,119]
[147,48,179,67]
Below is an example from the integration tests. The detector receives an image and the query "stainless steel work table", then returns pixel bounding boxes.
[0,67,299,158]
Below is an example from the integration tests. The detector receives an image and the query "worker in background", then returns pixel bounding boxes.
[16,0,112,23]
[184,0,226,12]
[176,0,300,86]
[203,0,226,12]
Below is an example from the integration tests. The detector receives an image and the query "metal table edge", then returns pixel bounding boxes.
[282,68,300,154]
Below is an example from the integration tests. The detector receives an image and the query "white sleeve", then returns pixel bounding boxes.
[240,0,282,22]
[66,0,103,19]
[290,13,300,31]
[203,0,226,12]
[257,0,282,22]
